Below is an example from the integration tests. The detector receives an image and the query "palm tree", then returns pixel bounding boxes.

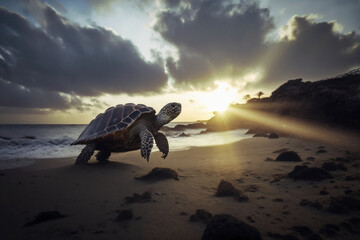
[243,94,251,102]
[256,91,264,99]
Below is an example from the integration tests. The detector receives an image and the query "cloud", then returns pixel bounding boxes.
[261,15,360,86]
[0,4,167,108]
[153,0,274,88]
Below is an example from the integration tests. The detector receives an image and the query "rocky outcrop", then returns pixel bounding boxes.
[206,68,360,132]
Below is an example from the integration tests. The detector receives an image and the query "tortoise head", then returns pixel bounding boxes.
[156,102,182,126]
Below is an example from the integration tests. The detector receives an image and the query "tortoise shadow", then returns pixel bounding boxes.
[58,160,138,173]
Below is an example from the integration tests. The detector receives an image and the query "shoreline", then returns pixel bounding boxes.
[1,137,359,239]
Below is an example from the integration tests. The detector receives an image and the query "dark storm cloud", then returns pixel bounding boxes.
[154,0,360,90]
[262,15,360,85]
[0,80,79,109]
[0,4,167,110]
[153,0,274,88]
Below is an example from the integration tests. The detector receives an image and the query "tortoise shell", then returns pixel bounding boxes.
[72,103,155,144]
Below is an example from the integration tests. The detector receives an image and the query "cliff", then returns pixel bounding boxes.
[206,68,360,131]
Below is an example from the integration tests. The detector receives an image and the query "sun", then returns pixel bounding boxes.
[200,81,237,113]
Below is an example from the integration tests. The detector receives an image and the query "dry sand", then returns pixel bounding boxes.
[0,137,359,240]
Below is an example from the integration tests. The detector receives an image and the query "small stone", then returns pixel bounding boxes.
[216,180,248,202]
[321,162,347,171]
[327,196,360,214]
[116,209,133,221]
[124,191,152,204]
[288,165,333,181]
[202,214,262,240]
[135,167,179,181]
[268,133,279,139]
[24,211,66,227]
[319,224,340,237]
[275,151,302,162]
[316,149,327,154]
[290,225,313,236]
[189,209,213,224]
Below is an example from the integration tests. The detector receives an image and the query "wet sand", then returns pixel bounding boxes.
[0,137,359,239]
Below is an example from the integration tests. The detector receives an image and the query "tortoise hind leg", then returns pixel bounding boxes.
[75,143,95,164]
[96,151,111,163]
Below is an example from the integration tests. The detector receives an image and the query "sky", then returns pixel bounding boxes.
[0,0,359,124]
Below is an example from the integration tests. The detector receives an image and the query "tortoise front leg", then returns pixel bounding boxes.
[154,132,169,159]
[140,129,154,162]
[75,143,95,164]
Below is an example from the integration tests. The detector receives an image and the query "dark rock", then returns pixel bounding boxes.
[319,224,340,237]
[275,151,302,162]
[272,198,284,202]
[306,157,315,161]
[178,133,189,137]
[24,211,66,227]
[299,199,323,210]
[290,225,313,236]
[321,162,347,171]
[344,189,353,195]
[307,233,324,240]
[253,133,267,137]
[202,214,262,240]
[265,157,274,161]
[288,165,333,181]
[124,191,152,204]
[268,133,279,139]
[216,180,248,202]
[135,167,179,181]
[327,196,360,214]
[189,209,213,224]
[281,234,299,240]
[316,149,327,154]
[116,209,133,221]
[180,211,188,216]
[319,189,329,195]
[345,175,360,181]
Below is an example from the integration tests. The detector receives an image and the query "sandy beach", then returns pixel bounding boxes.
[1,137,359,240]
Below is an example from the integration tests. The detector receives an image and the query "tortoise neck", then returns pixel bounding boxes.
[155,114,169,128]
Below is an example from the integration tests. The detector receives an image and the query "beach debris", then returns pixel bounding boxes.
[268,133,279,139]
[24,211,66,227]
[216,180,248,202]
[275,151,302,162]
[135,167,179,181]
[115,209,133,221]
[288,165,333,181]
[327,196,360,214]
[321,162,347,171]
[189,209,213,224]
[290,225,313,237]
[124,191,152,204]
[299,199,323,210]
[202,214,262,240]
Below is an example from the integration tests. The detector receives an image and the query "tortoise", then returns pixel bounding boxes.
[71,102,181,164]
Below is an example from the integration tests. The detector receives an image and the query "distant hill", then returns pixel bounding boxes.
[206,68,360,131]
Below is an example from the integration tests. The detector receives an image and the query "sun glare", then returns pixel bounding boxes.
[200,81,237,113]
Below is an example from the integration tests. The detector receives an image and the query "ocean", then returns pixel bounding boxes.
[0,123,251,169]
